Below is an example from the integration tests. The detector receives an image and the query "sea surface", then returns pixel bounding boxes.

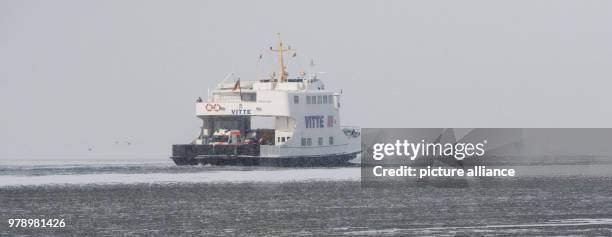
[1,160,612,236]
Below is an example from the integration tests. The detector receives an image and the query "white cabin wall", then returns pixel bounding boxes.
[197,80,356,157]
[283,89,351,156]
[251,116,274,129]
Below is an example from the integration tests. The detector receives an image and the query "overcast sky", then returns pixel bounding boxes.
[1,1,611,160]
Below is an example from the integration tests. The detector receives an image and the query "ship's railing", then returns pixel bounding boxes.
[260,145,280,157]
[212,95,242,103]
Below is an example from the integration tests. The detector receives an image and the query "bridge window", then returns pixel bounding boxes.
[241,92,256,102]
[306,96,312,104]
[329,136,334,145]
[301,138,307,146]
[307,138,312,146]
[328,95,333,104]
[317,96,322,104]
[318,137,323,146]
[294,95,299,104]
[322,95,328,104]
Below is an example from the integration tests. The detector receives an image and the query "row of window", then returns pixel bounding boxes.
[277,136,291,143]
[241,93,256,102]
[301,136,334,146]
[293,95,333,105]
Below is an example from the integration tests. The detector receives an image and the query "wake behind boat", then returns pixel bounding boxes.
[171,36,361,166]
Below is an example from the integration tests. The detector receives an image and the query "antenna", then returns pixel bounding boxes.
[218,72,235,88]
[269,33,293,82]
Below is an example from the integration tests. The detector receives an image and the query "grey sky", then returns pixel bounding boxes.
[1,1,611,160]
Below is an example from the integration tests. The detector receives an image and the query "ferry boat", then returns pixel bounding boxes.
[171,37,361,166]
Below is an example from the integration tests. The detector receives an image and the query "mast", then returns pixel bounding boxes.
[270,33,292,82]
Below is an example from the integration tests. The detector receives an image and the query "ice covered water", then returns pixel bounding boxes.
[2,160,611,187]
[1,161,612,236]
[0,160,359,186]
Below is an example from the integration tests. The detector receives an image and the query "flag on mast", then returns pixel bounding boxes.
[232,79,241,91]
[233,78,242,101]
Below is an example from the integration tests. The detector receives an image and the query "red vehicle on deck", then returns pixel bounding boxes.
[210,129,242,145]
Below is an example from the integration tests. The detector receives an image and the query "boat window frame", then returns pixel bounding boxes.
[240,92,257,102]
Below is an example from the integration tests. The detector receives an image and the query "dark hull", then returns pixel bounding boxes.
[171,144,358,167]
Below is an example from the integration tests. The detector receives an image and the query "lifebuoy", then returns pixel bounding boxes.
[205,103,221,112]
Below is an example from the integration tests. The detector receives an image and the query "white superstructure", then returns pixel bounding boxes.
[174,36,360,165]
